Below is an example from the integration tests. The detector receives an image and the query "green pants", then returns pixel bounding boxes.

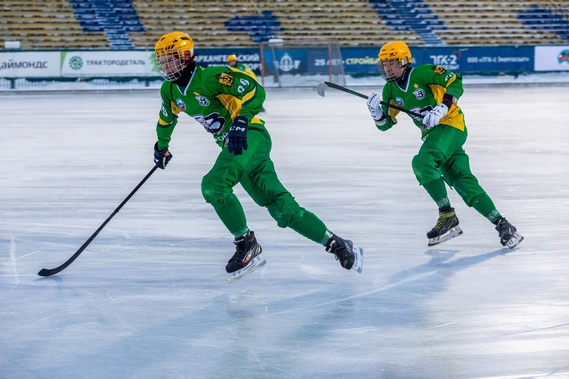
[412,125,498,220]
[201,125,328,243]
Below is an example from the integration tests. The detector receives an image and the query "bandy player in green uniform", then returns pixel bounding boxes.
[152,31,363,280]
[226,54,259,82]
[366,41,523,248]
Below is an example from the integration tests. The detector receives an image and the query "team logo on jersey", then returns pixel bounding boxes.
[413,84,426,100]
[192,113,225,135]
[195,95,210,106]
[217,72,235,87]
[432,65,446,75]
[395,97,405,107]
[175,98,186,112]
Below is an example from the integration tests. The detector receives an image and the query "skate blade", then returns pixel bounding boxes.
[505,232,524,249]
[428,226,463,247]
[228,256,266,283]
[351,244,364,273]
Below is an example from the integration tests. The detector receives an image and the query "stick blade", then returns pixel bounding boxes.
[316,82,328,97]
[352,244,364,274]
[38,262,69,277]
[38,268,55,277]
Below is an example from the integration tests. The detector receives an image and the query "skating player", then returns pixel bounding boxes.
[151,31,363,280]
[366,41,523,248]
[226,54,259,82]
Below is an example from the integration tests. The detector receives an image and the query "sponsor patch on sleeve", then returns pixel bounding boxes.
[432,65,447,75]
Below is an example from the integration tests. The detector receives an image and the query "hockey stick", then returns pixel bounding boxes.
[38,165,159,277]
[316,81,424,119]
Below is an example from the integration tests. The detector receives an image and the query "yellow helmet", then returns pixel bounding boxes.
[377,41,412,82]
[378,41,412,65]
[154,31,195,81]
[227,54,237,63]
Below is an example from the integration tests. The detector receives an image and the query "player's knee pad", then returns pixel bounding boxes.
[267,194,301,228]
[201,175,229,204]
[412,152,442,185]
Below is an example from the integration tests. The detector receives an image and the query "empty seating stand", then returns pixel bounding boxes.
[370,0,445,45]
[224,11,283,43]
[1,0,109,50]
[0,0,567,50]
[69,0,145,49]
[518,5,569,43]
[424,0,567,45]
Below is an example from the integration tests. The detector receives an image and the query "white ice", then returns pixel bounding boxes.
[1,84,569,379]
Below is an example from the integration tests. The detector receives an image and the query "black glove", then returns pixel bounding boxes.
[154,142,172,169]
[226,116,249,156]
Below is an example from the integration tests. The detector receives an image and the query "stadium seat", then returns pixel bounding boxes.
[0,0,567,50]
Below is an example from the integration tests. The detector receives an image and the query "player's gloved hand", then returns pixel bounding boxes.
[154,142,172,169]
[422,103,449,129]
[366,93,384,121]
[226,116,249,156]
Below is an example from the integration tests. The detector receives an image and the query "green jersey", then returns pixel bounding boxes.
[379,64,466,139]
[156,65,265,150]
[230,63,259,82]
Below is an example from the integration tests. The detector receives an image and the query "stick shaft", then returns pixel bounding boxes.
[38,165,159,276]
[323,81,423,119]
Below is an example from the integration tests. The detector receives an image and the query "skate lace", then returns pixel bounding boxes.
[433,211,455,231]
[433,216,447,231]
[497,219,513,236]
[230,233,261,264]
[230,236,250,261]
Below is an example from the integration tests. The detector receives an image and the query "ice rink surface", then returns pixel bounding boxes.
[1,83,569,379]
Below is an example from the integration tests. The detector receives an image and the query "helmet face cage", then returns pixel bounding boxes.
[154,51,186,81]
[378,58,409,83]
[377,41,412,83]
[154,32,194,82]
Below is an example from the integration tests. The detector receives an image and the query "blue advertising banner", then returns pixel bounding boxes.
[190,46,535,76]
[194,48,261,72]
[342,48,380,75]
[0,46,544,81]
[341,46,534,75]
[261,48,307,75]
[414,46,534,73]
[260,48,336,75]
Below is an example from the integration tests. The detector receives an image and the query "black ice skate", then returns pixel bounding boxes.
[325,234,363,273]
[226,231,265,282]
[427,206,463,246]
[495,217,524,249]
